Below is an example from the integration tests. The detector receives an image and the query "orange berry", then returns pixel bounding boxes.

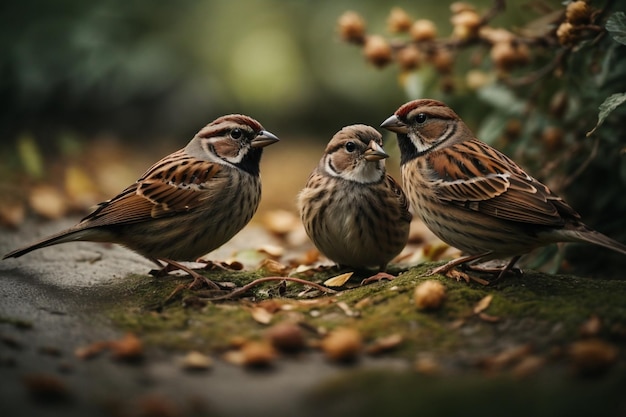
[542,126,564,152]
[363,35,393,68]
[431,48,454,74]
[387,7,412,33]
[338,11,366,44]
[504,119,522,140]
[410,19,437,41]
[450,2,476,14]
[566,1,592,25]
[396,45,422,71]
[557,22,576,46]
[451,10,482,39]
[491,41,530,71]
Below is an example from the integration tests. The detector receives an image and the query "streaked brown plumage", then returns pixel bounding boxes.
[381,99,626,278]
[3,114,279,287]
[298,124,411,272]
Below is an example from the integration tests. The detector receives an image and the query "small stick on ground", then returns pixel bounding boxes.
[206,276,337,301]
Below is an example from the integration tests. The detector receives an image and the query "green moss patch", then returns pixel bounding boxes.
[100,263,626,362]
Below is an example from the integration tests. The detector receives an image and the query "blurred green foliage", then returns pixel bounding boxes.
[1,0,444,148]
[339,0,626,276]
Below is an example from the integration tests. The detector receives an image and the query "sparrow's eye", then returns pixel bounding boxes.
[345,141,356,152]
[230,128,243,139]
[415,113,427,124]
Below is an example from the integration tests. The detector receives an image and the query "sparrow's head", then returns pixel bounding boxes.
[321,124,388,184]
[381,99,471,164]
[187,114,279,175]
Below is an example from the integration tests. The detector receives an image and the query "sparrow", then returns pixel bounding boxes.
[3,114,279,288]
[298,124,411,276]
[381,99,626,279]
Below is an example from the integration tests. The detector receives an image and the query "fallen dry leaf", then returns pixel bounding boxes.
[354,297,373,309]
[336,301,359,317]
[446,268,470,283]
[181,351,213,371]
[0,200,26,229]
[366,333,403,355]
[76,333,143,361]
[263,209,299,236]
[109,333,143,361]
[250,306,274,325]
[74,341,110,360]
[511,355,545,378]
[568,338,618,375]
[29,185,67,220]
[257,244,285,258]
[579,315,602,338]
[64,164,99,210]
[323,272,353,288]
[478,312,501,323]
[479,344,533,372]
[473,294,493,314]
[295,249,321,266]
[256,299,286,313]
[258,258,290,275]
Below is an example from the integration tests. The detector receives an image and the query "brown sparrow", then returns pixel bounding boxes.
[3,114,279,288]
[298,124,411,274]
[381,99,626,279]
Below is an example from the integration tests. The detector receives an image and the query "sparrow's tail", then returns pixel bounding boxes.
[3,228,95,259]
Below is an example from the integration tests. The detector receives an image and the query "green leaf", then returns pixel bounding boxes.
[587,93,626,136]
[477,84,525,116]
[606,12,626,45]
[16,133,44,179]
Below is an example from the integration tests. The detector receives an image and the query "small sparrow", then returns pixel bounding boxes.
[381,99,626,279]
[298,124,411,275]
[3,114,279,288]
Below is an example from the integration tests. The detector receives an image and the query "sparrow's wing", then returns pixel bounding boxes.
[428,140,580,226]
[79,150,224,227]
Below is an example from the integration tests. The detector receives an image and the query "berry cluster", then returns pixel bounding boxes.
[338,1,601,78]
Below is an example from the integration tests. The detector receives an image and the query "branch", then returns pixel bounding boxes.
[206,276,337,301]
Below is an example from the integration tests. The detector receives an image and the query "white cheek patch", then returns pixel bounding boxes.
[203,138,248,166]
[412,123,454,154]
[411,134,432,154]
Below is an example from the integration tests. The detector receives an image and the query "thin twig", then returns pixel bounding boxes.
[504,48,568,87]
[561,136,600,189]
[206,276,337,301]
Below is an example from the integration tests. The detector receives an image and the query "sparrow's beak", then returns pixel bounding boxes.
[364,140,389,161]
[251,130,280,148]
[380,115,408,134]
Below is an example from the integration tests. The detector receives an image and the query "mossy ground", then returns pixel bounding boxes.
[102,262,626,363]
